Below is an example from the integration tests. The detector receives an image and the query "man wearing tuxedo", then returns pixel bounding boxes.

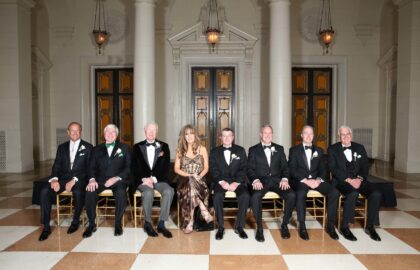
[83,124,131,238]
[39,122,92,241]
[131,122,174,238]
[328,125,382,241]
[210,128,250,240]
[248,125,296,242]
[289,125,339,241]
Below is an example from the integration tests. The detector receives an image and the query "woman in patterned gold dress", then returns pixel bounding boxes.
[175,124,213,233]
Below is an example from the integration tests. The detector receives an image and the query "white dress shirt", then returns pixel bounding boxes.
[343,145,352,162]
[70,139,81,169]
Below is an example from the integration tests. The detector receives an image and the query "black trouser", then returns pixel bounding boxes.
[336,180,381,228]
[213,183,250,229]
[250,181,296,230]
[40,180,85,228]
[294,181,339,227]
[85,180,127,227]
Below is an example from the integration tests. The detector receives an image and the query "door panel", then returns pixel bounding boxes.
[292,68,332,152]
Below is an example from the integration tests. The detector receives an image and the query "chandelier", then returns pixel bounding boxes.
[92,0,109,54]
[204,0,221,51]
[318,0,335,54]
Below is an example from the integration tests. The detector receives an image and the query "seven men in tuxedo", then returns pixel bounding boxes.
[39,122,92,241]
[328,125,382,241]
[248,125,296,242]
[210,128,250,240]
[132,122,174,238]
[289,125,339,240]
[83,124,131,238]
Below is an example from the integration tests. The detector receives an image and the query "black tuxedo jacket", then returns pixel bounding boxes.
[89,141,131,184]
[209,144,247,185]
[288,144,326,185]
[131,140,170,187]
[328,141,369,184]
[247,142,289,185]
[51,140,93,184]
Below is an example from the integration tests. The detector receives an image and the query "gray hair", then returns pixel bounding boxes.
[260,124,273,133]
[144,122,159,130]
[104,124,119,136]
[338,125,352,136]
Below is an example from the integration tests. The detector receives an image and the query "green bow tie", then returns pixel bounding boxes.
[106,142,115,148]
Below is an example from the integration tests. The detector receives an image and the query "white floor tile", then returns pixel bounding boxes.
[72,227,148,253]
[131,254,209,270]
[379,211,420,228]
[395,189,420,199]
[396,198,420,211]
[209,229,280,255]
[338,228,418,254]
[0,209,21,219]
[0,251,67,270]
[0,196,7,201]
[0,226,39,251]
[283,254,367,270]
[12,189,33,197]
[264,211,323,229]
[25,204,43,210]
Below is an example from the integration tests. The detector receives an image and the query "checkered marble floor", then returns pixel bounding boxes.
[0,162,419,270]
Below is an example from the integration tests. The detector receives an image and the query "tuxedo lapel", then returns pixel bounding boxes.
[72,141,84,169]
[300,145,310,171]
[139,143,148,165]
[152,142,161,169]
[64,141,71,170]
[258,144,271,170]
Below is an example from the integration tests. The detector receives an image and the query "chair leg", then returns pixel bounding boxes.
[56,195,60,227]
[338,196,342,229]
[134,195,137,228]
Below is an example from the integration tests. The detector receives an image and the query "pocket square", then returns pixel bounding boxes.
[79,153,85,156]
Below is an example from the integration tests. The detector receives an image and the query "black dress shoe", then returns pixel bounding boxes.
[82,225,97,238]
[144,222,158,237]
[235,227,248,239]
[255,229,265,242]
[215,228,224,240]
[365,226,381,241]
[67,223,79,234]
[38,229,51,241]
[339,227,357,241]
[299,227,309,241]
[280,224,290,239]
[114,224,123,236]
[326,226,339,240]
[157,226,173,238]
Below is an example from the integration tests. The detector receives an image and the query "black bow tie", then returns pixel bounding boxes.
[146,142,156,147]
[304,145,313,151]
[223,147,232,151]
[263,145,271,149]
[343,146,351,151]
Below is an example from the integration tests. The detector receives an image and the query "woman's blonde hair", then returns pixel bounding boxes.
[176,124,201,157]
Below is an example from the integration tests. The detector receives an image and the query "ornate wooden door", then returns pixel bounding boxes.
[95,68,133,146]
[192,67,235,150]
[292,67,332,151]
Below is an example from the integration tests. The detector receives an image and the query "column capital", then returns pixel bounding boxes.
[264,0,290,6]
[134,0,157,6]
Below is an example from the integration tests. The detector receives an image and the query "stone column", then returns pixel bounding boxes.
[0,0,35,172]
[394,0,420,173]
[133,0,156,142]
[266,0,292,151]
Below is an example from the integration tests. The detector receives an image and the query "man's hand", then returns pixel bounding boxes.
[219,180,230,190]
[279,179,290,190]
[105,177,119,188]
[141,177,154,189]
[228,182,240,192]
[304,179,321,189]
[252,179,263,190]
[86,180,98,192]
[50,180,60,192]
[65,179,76,192]
[349,178,362,189]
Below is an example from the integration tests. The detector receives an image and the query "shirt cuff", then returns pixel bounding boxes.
[48,177,58,183]
[300,178,306,183]
[89,178,96,182]
[151,176,157,183]
[357,176,364,181]
[316,177,324,182]
[281,178,288,182]
[73,177,78,182]
[252,179,260,184]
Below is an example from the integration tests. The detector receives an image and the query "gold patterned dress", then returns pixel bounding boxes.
[177,153,211,229]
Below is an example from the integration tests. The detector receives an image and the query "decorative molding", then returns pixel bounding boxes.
[168,22,258,65]
[353,24,377,46]
[377,46,398,70]
[156,24,173,37]
[51,26,74,40]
